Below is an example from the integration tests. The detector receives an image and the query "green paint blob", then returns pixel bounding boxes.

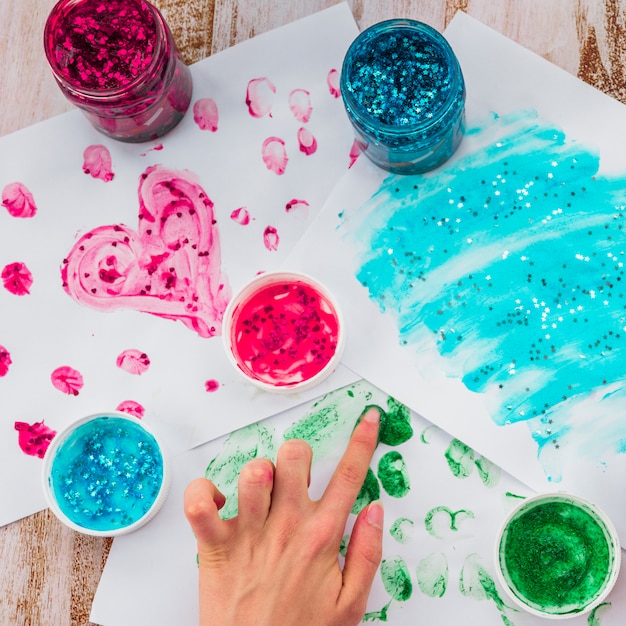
[380,396,413,446]
[416,552,448,598]
[380,556,413,602]
[351,467,380,515]
[205,423,276,519]
[445,438,475,478]
[424,506,474,538]
[389,517,414,544]
[377,451,410,498]
[498,497,616,616]
[339,534,349,557]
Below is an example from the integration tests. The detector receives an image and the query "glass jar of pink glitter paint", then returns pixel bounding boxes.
[44,0,193,142]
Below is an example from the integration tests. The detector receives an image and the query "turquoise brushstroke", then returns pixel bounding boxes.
[342,110,626,480]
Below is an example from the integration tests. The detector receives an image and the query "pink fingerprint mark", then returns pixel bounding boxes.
[263,226,279,251]
[205,379,220,392]
[83,144,115,182]
[2,182,37,218]
[246,77,276,118]
[285,199,310,214]
[288,89,312,123]
[51,366,84,396]
[297,128,317,155]
[61,165,231,338]
[230,207,251,225]
[0,345,12,377]
[262,137,288,175]
[116,349,150,375]
[193,98,219,131]
[116,400,145,419]
[327,68,340,98]
[2,262,33,295]
[15,421,57,459]
[349,139,361,168]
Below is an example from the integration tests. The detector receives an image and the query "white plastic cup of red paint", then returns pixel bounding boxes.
[222,271,345,394]
[42,411,171,537]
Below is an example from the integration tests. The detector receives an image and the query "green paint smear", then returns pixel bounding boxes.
[380,396,414,446]
[416,552,448,598]
[378,451,410,498]
[445,439,475,478]
[363,601,391,622]
[381,556,413,602]
[499,499,613,615]
[339,534,349,557]
[460,553,512,615]
[588,601,612,625]
[352,467,380,515]
[424,506,475,538]
[474,454,500,487]
[205,423,277,520]
[389,517,414,544]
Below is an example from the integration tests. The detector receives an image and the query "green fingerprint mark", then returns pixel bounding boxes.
[381,556,413,602]
[363,601,391,622]
[378,451,410,498]
[205,423,277,520]
[389,517,415,544]
[445,439,475,478]
[416,552,448,598]
[380,396,414,446]
[460,553,512,618]
[474,454,501,487]
[419,424,441,444]
[588,602,612,625]
[352,467,380,515]
[424,506,475,538]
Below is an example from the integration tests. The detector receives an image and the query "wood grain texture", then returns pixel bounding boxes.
[1,1,624,624]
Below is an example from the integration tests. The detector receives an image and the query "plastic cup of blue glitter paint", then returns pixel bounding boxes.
[340,19,466,174]
[42,412,170,537]
[495,492,621,619]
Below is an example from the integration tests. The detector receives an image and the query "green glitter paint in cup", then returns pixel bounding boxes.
[495,493,620,620]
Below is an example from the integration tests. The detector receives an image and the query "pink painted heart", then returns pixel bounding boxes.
[62,165,230,338]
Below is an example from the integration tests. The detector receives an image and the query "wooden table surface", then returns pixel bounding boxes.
[1,1,624,624]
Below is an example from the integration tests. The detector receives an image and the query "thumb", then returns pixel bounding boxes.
[340,500,384,612]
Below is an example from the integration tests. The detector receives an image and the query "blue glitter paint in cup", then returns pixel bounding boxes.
[43,412,169,536]
[340,19,466,174]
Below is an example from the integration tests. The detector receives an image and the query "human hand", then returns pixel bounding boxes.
[184,407,383,626]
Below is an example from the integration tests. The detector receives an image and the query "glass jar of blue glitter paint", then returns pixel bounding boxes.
[340,19,466,174]
[42,411,170,537]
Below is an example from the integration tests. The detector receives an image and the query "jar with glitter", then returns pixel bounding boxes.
[44,0,193,142]
[340,19,466,174]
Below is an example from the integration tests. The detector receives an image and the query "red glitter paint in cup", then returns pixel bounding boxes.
[44,0,192,142]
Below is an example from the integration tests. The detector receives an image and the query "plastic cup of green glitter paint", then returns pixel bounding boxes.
[340,19,465,174]
[222,271,345,394]
[42,411,170,537]
[495,492,621,619]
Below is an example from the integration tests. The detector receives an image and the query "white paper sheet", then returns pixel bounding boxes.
[0,3,360,526]
[92,379,626,625]
[285,11,626,544]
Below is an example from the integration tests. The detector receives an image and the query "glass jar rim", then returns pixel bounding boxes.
[340,18,464,135]
[43,0,168,101]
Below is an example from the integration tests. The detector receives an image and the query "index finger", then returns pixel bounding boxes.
[320,406,380,519]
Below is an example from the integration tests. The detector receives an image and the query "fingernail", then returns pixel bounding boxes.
[366,500,384,529]
[362,406,381,424]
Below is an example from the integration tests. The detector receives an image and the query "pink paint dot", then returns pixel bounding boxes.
[230,207,251,225]
[205,379,220,392]
[246,77,276,118]
[0,345,12,377]
[2,262,33,295]
[288,89,312,123]
[51,366,84,396]
[116,400,145,419]
[83,144,115,182]
[263,226,279,252]
[116,349,151,375]
[327,68,340,98]
[349,139,361,168]
[193,98,219,131]
[261,137,288,175]
[297,127,317,156]
[14,420,57,459]
[2,182,37,218]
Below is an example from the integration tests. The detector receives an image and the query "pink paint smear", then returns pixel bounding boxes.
[2,182,37,218]
[285,199,309,214]
[83,144,115,182]
[327,69,340,98]
[262,137,288,175]
[51,365,84,395]
[61,165,231,338]
[15,420,57,459]
[2,262,33,295]
[263,226,279,251]
[230,207,251,225]
[246,77,276,118]
[297,127,317,155]
[288,89,312,123]
[193,98,219,131]
[0,345,11,376]
[116,349,150,375]
[116,400,145,418]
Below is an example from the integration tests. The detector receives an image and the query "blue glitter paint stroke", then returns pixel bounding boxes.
[341,110,626,478]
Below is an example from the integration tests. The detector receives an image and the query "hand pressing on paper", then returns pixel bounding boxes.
[184,407,383,626]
